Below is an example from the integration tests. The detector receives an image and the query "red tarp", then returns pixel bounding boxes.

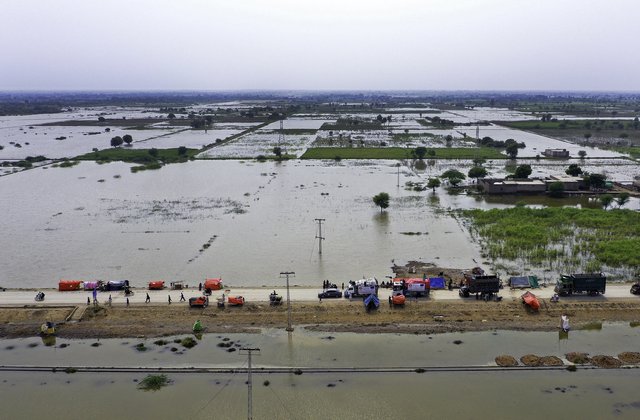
[204,278,223,290]
[59,280,83,291]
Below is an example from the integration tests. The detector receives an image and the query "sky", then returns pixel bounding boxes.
[1,0,639,91]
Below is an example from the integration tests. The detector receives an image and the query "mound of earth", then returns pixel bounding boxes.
[566,352,591,365]
[520,354,541,366]
[539,356,563,366]
[591,355,622,369]
[617,352,640,364]
[495,355,518,367]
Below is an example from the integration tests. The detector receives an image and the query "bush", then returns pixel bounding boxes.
[138,374,171,391]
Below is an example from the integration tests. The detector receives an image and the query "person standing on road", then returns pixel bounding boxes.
[145,293,150,303]
[126,297,129,307]
[108,294,112,306]
[168,295,172,304]
[180,292,185,302]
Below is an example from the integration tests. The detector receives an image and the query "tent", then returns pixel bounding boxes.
[508,276,530,288]
[429,277,446,289]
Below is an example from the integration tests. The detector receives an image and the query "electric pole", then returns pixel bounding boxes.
[396,163,401,187]
[240,347,260,420]
[280,271,295,332]
[314,218,325,255]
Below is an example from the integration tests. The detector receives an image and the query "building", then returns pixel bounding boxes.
[542,149,570,158]
[546,175,584,191]
[478,178,547,194]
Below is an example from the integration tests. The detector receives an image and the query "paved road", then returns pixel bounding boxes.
[0,284,635,306]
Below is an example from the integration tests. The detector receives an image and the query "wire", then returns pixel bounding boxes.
[193,359,248,418]
[268,384,299,420]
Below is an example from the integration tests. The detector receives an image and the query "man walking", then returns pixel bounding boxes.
[180,292,185,302]
[145,293,150,303]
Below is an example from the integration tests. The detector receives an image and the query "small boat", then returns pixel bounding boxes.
[389,292,406,307]
[521,291,540,310]
[227,296,245,306]
[364,294,379,312]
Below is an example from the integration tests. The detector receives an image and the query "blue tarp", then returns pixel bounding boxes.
[509,276,530,288]
[429,277,446,289]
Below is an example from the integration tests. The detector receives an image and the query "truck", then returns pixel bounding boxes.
[459,274,501,298]
[344,278,378,299]
[392,278,430,297]
[554,273,606,296]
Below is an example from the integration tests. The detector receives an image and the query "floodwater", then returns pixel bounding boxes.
[2,325,640,419]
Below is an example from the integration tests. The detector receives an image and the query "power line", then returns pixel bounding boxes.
[239,348,260,420]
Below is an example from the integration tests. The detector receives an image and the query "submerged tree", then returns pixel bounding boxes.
[565,164,583,176]
[122,134,133,146]
[514,164,532,179]
[616,192,630,208]
[372,192,390,213]
[440,169,466,186]
[468,166,488,181]
[427,178,441,192]
[110,136,123,148]
[600,194,614,210]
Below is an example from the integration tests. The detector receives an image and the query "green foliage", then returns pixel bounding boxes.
[461,207,640,269]
[414,146,427,159]
[505,143,519,159]
[548,181,565,198]
[110,136,123,147]
[599,194,614,209]
[440,169,466,186]
[122,134,133,145]
[514,164,532,179]
[373,192,390,213]
[75,147,198,165]
[138,374,171,391]
[565,164,583,176]
[615,192,630,208]
[300,147,504,160]
[427,178,441,191]
[468,166,488,179]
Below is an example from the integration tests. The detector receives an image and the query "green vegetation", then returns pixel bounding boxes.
[301,147,505,160]
[138,374,171,391]
[180,337,198,348]
[321,117,384,131]
[372,192,390,213]
[75,147,198,172]
[461,207,640,270]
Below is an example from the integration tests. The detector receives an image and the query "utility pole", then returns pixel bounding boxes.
[240,347,260,420]
[396,163,401,187]
[280,271,295,332]
[314,218,325,255]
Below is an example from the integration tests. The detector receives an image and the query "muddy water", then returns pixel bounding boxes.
[2,325,640,419]
[0,160,483,288]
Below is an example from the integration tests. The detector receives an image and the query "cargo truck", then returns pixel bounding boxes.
[554,273,606,296]
[459,274,501,299]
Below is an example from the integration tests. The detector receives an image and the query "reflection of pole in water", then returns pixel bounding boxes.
[315,218,325,255]
[240,347,260,420]
[280,271,295,332]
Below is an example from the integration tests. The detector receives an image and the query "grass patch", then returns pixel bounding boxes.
[75,147,198,165]
[135,343,148,352]
[461,207,640,270]
[180,337,198,349]
[138,374,171,391]
[300,147,504,160]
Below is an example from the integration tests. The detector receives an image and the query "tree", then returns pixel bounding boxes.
[427,178,441,192]
[440,169,466,186]
[468,166,488,180]
[472,158,486,166]
[372,192,390,213]
[615,192,630,208]
[122,134,133,146]
[578,150,587,159]
[514,164,532,179]
[167,113,176,119]
[565,164,583,176]
[149,148,158,157]
[273,146,282,158]
[587,173,607,189]
[178,146,188,155]
[548,181,565,198]
[505,142,519,159]
[414,146,427,159]
[98,116,106,122]
[110,136,123,148]
[599,194,614,209]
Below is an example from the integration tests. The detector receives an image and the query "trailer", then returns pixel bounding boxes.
[392,278,430,297]
[459,274,501,299]
[58,280,83,291]
[554,273,606,296]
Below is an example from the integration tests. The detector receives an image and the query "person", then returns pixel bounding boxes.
[145,293,150,303]
[198,282,202,291]
[319,294,322,303]
[108,294,112,306]
[341,282,344,290]
[448,280,453,291]
[126,297,129,307]
[168,295,172,304]
[180,292,185,302]
[92,288,98,305]
[87,297,90,305]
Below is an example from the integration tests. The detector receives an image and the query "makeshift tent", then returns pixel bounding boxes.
[204,278,223,290]
[59,280,82,291]
[528,276,540,288]
[508,276,530,288]
[429,277,446,289]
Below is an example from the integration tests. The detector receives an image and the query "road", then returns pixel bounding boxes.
[0,284,635,306]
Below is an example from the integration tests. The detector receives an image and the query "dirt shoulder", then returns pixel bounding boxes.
[2,298,640,339]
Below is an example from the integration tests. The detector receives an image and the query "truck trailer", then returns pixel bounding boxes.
[554,273,606,296]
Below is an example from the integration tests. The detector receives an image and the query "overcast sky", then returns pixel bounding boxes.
[2,0,639,91]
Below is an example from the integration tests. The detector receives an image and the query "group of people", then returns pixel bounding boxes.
[86,291,187,306]
[321,280,341,290]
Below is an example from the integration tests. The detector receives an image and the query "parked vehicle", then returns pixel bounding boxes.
[269,291,283,306]
[318,288,342,299]
[344,278,378,298]
[554,273,606,296]
[170,281,184,290]
[104,280,129,291]
[204,278,223,291]
[630,282,640,295]
[389,291,406,307]
[35,291,45,302]
[393,278,430,297]
[521,291,540,310]
[459,274,501,299]
[189,296,208,308]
